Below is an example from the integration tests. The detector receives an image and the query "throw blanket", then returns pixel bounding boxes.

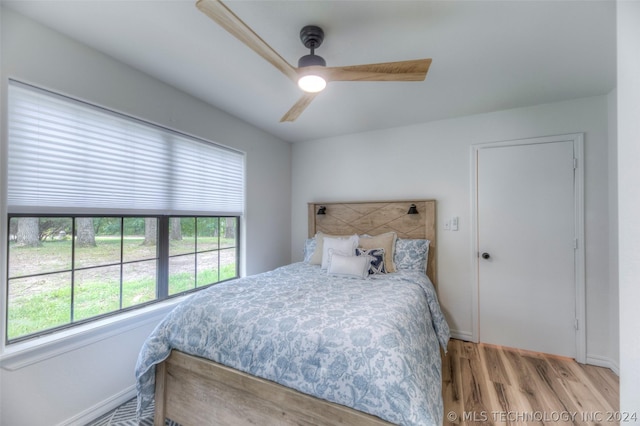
[136,262,450,425]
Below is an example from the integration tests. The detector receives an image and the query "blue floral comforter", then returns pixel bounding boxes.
[135,262,450,425]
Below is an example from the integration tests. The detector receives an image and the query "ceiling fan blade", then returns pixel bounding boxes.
[280,93,319,122]
[196,0,298,82]
[325,59,432,82]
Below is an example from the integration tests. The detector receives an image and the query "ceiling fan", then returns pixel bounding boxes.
[196,0,432,122]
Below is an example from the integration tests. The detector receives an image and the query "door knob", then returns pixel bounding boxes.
[481,252,491,259]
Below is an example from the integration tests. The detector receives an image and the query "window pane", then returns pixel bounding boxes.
[220,248,238,280]
[74,265,121,321]
[124,218,157,263]
[122,260,157,308]
[197,217,219,252]
[197,251,219,287]
[220,217,238,249]
[8,217,72,277]
[169,217,194,256]
[75,217,121,269]
[169,254,196,295]
[7,272,72,340]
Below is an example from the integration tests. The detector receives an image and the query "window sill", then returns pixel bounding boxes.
[0,297,186,371]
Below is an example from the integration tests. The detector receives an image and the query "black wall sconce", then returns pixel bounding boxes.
[317,206,326,215]
[407,204,419,215]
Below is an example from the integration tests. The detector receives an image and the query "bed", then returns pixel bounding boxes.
[135,200,449,426]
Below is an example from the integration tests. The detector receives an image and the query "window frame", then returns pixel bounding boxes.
[5,214,240,344]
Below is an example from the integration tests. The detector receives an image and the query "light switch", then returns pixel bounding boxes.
[451,216,459,231]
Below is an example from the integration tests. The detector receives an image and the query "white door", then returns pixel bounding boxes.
[476,138,579,358]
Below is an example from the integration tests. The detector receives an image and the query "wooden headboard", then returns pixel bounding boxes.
[308,200,437,286]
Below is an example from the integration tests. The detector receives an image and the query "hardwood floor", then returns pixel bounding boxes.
[442,339,620,425]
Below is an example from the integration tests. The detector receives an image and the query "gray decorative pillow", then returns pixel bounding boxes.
[356,247,387,275]
[394,239,430,272]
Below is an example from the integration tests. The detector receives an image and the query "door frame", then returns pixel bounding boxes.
[470,133,586,363]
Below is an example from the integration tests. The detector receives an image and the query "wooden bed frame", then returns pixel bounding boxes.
[153,200,437,426]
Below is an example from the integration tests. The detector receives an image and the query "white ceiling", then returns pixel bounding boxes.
[2,0,616,143]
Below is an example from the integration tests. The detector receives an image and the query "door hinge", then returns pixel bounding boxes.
[574,238,578,249]
[573,158,578,169]
[574,318,579,330]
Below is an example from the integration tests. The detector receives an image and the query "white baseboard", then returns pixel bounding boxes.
[450,329,474,342]
[586,354,620,376]
[57,385,137,426]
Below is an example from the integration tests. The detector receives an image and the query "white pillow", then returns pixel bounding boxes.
[309,232,344,265]
[321,235,359,270]
[327,251,372,279]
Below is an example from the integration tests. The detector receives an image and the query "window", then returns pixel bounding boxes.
[7,216,238,341]
[5,81,244,343]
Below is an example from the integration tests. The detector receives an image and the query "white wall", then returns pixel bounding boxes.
[292,95,616,368]
[0,8,291,425]
[617,0,640,414]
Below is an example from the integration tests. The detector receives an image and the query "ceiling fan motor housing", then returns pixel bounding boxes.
[300,25,324,49]
[298,25,326,68]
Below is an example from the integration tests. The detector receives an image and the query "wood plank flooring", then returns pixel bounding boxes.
[443,339,620,425]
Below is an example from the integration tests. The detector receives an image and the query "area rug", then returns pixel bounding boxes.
[87,398,179,426]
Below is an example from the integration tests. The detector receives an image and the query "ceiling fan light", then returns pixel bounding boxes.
[297,53,327,93]
[298,74,327,93]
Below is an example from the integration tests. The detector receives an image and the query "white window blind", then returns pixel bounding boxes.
[7,80,245,216]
